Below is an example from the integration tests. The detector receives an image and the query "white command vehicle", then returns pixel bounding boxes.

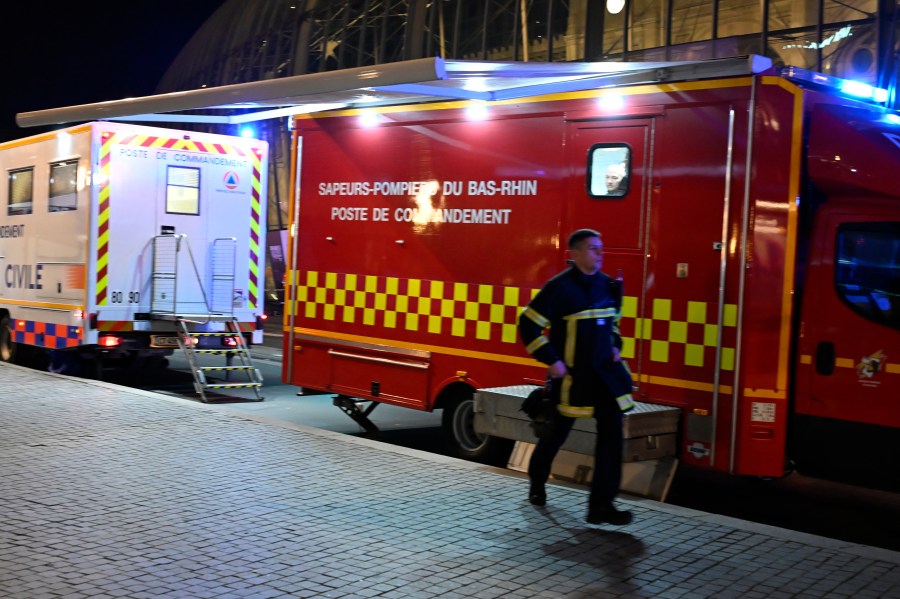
[0,122,268,371]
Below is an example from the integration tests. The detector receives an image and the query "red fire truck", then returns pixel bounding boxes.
[281,56,899,489]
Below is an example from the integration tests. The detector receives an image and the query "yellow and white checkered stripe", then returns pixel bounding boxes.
[293,270,736,369]
[294,271,527,344]
[622,297,737,370]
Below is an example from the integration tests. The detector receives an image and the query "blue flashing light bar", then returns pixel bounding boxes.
[781,66,888,104]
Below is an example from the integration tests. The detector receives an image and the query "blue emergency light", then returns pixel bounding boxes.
[781,66,889,104]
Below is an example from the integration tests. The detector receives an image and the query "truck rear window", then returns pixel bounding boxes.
[835,223,900,330]
[587,144,630,198]
[166,165,200,215]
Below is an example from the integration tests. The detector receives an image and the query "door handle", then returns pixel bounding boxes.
[815,341,835,376]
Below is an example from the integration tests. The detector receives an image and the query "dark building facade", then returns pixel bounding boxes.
[156,0,900,304]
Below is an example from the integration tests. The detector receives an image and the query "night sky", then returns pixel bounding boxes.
[0,1,225,142]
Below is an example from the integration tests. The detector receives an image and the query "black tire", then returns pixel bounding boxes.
[0,315,17,364]
[441,393,514,466]
[83,356,104,381]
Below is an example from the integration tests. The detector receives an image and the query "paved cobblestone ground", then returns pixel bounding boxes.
[2,363,899,599]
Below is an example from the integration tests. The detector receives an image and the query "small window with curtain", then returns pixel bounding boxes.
[587,144,631,198]
[166,165,200,215]
[49,161,78,212]
[8,167,34,216]
[835,222,900,330]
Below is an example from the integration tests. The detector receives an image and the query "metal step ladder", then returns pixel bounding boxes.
[176,317,264,403]
[149,234,264,402]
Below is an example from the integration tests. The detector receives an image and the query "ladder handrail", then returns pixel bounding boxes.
[210,237,237,316]
[150,234,184,317]
[150,234,214,323]
[179,234,213,324]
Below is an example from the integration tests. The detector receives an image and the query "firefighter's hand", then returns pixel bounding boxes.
[548,360,568,379]
[612,347,622,362]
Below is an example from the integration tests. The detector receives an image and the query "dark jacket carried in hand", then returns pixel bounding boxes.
[519,267,635,417]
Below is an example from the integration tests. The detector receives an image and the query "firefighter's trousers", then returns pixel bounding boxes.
[527,391,624,509]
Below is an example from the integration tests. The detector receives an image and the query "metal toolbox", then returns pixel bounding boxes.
[474,385,681,462]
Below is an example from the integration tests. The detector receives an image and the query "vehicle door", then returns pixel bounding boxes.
[563,118,652,374]
[564,109,742,470]
[794,206,900,480]
[152,157,214,316]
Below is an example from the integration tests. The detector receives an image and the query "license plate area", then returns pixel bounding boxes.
[150,335,181,348]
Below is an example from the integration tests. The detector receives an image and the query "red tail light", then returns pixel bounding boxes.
[99,336,121,348]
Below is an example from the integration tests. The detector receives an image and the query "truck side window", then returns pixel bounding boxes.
[166,165,201,215]
[835,222,900,330]
[8,167,34,216]
[587,144,630,198]
[48,161,78,212]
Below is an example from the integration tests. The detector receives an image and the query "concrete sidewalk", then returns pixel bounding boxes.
[2,363,899,599]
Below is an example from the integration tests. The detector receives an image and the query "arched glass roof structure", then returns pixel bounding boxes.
[159,0,899,93]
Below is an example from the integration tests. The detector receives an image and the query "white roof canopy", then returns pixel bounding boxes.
[17,55,773,128]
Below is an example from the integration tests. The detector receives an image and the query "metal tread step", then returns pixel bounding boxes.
[149,234,263,403]
[202,382,263,389]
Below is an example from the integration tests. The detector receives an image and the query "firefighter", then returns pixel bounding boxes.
[519,228,635,525]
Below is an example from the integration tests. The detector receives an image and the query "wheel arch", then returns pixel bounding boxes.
[433,380,477,411]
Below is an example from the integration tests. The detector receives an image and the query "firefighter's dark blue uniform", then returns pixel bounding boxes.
[519,266,634,513]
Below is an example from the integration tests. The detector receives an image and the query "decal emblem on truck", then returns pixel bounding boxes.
[686,442,710,459]
[224,171,240,189]
[857,349,887,382]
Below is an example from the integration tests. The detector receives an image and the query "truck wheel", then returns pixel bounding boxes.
[442,394,514,466]
[0,316,17,363]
